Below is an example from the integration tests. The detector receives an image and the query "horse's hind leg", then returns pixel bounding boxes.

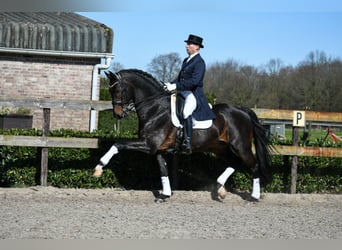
[216,166,235,199]
[220,145,261,200]
[251,177,260,200]
[239,149,261,200]
[211,150,237,200]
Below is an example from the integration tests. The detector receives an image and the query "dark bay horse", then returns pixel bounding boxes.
[93,69,273,201]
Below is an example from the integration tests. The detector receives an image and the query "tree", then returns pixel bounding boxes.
[205,60,260,106]
[205,60,240,104]
[110,61,124,72]
[257,59,294,109]
[147,53,182,82]
[265,58,283,75]
[291,50,342,111]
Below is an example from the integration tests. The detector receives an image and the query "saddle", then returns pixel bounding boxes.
[170,93,212,129]
[170,93,212,153]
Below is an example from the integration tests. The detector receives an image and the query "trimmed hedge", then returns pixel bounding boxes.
[0,128,341,193]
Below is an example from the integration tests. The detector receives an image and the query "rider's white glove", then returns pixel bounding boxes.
[165,82,176,91]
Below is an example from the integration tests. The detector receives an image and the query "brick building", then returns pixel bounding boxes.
[0,12,114,131]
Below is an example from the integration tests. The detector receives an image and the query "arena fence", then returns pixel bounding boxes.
[1,96,341,192]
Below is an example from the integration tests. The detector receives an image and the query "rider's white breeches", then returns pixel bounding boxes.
[182,91,197,119]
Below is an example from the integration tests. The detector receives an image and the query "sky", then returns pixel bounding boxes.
[76,1,342,71]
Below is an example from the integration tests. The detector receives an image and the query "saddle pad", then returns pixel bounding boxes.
[170,94,212,129]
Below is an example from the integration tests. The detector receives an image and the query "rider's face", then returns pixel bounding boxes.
[185,43,200,56]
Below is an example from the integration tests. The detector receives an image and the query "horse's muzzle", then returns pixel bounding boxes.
[113,106,125,119]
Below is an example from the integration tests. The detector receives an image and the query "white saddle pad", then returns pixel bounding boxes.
[170,94,212,129]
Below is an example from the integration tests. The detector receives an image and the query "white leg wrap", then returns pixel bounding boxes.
[251,178,261,200]
[217,167,235,186]
[161,176,172,196]
[100,146,118,166]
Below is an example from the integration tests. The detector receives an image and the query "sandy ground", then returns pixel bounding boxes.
[0,187,341,239]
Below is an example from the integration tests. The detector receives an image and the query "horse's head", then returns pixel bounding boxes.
[105,70,135,119]
[105,69,167,119]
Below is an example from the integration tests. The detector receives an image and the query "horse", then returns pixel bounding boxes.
[93,69,273,202]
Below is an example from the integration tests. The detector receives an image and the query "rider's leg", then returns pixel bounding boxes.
[182,92,196,153]
[182,116,193,153]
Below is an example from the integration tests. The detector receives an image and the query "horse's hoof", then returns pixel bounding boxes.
[251,193,260,200]
[249,196,260,202]
[154,193,170,203]
[93,169,103,177]
[250,197,260,202]
[154,197,166,203]
[217,185,228,200]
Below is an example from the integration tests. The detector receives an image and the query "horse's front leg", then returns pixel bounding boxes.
[93,140,151,177]
[93,145,118,177]
[155,153,172,202]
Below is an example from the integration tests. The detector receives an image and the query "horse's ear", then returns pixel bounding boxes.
[105,71,119,82]
[104,71,111,79]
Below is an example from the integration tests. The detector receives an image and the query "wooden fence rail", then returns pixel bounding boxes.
[253,108,342,123]
[0,135,99,148]
[1,97,342,192]
[0,96,112,111]
[1,135,342,157]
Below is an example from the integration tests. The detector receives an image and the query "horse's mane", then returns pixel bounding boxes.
[119,69,165,91]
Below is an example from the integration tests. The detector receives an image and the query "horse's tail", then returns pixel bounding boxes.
[239,107,273,186]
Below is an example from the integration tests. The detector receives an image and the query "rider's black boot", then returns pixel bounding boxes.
[182,116,193,154]
[173,128,183,152]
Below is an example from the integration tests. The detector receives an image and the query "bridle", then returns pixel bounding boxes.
[109,73,135,115]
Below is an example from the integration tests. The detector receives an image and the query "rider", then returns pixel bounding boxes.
[165,34,215,153]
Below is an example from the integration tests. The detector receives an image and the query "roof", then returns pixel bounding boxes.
[0,12,113,53]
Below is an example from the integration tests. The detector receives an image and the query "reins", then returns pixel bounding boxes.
[134,91,170,111]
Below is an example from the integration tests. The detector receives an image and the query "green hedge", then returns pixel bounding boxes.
[0,128,341,193]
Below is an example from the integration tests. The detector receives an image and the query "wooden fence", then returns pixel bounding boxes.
[1,135,342,156]
[1,97,342,192]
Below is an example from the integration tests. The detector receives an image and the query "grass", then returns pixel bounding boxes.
[283,127,342,143]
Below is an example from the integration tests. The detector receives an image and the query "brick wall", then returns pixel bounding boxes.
[0,54,101,131]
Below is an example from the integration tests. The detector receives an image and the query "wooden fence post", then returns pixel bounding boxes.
[40,108,50,186]
[290,127,299,194]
